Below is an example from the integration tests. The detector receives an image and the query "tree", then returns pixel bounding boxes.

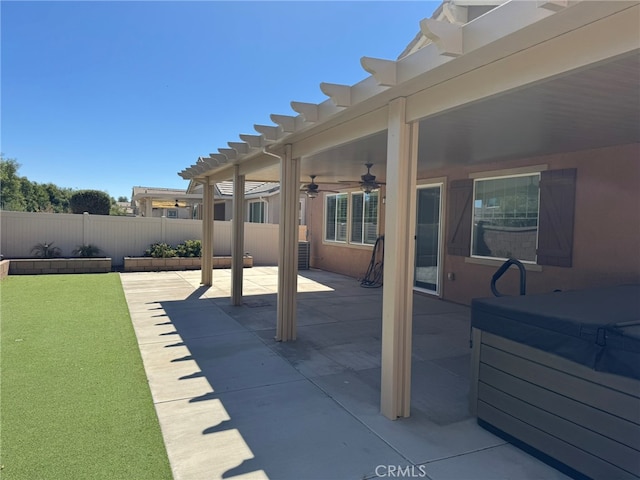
[43,183,73,213]
[2,155,114,214]
[0,155,26,211]
[110,203,128,216]
[69,190,111,215]
[20,178,49,212]
[117,196,128,202]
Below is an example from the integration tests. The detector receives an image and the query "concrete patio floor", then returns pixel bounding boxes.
[120,267,570,480]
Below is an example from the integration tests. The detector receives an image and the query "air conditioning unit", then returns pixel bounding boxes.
[298,241,310,270]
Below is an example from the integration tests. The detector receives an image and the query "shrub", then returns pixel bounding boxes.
[31,242,62,258]
[69,190,111,215]
[72,244,102,257]
[144,243,176,258]
[175,240,201,258]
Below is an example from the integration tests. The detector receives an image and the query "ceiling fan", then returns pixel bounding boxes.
[340,163,386,193]
[300,175,338,198]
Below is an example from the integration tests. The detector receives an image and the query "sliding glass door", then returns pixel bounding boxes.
[414,185,442,294]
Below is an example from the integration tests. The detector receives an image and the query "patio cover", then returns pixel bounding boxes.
[178,0,640,419]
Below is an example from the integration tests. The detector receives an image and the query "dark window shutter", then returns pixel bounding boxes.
[537,168,576,267]
[447,179,473,256]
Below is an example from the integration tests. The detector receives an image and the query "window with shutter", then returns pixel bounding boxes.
[471,174,540,261]
[448,169,576,266]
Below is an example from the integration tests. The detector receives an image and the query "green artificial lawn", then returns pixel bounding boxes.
[0,274,172,480]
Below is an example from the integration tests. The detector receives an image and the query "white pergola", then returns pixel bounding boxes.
[179,0,639,419]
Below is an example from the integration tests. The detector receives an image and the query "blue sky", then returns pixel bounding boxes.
[2,1,438,200]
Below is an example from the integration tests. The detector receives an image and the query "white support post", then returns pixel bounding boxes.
[161,215,167,243]
[380,97,418,419]
[144,197,152,217]
[231,166,245,306]
[201,178,214,286]
[276,144,300,342]
[82,212,89,245]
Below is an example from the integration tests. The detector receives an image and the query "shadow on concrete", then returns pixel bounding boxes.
[150,269,486,479]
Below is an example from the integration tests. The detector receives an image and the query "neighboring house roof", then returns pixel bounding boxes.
[214,181,280,198]
[115,201,134,213]
[131,186,201,202]
[134,182,281,203]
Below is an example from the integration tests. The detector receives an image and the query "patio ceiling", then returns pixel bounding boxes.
[179,1,639,186]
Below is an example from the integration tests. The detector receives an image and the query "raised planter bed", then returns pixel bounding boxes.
[8,258,112,275]
[123,256,253,272]
[1,260,10,280]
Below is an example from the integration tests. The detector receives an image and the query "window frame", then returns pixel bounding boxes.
[247,199,267,224]
[350,190,379,246]
[324,192,348,243]
[470,172,541,264]
[324,190,379,247]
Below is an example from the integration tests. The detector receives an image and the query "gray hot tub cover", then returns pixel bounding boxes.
[471,284,640,380]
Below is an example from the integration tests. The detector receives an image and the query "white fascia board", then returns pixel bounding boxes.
[237,154,281,177]
[292,106,388,159]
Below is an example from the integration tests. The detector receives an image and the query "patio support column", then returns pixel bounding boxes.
[380,97,418,419]
[231,166,245,306]
[276,144,299,341]
[201,177,214,286]
[144,197,152,217]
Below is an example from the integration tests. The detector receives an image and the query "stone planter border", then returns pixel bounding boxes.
[123,256,253,272]
[1,260,10,280]
[8,258,112,275]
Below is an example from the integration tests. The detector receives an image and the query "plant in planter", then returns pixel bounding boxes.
[175,240,201,258]
[72,244,102,257]
[31,242,62,258]
[144,243,177,258]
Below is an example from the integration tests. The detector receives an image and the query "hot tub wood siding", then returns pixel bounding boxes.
[470,329,640,480]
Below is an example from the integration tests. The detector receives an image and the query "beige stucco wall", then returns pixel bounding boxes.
[307,190,385,280]
[309,143,640,304]
[437,143,640,304]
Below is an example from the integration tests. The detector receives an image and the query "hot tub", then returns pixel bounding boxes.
[469,284,640,479]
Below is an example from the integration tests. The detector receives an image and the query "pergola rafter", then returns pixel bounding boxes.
[289,101,320,124]
[270,114,297,133]
[320,82,352,108]
[360,57,398,86]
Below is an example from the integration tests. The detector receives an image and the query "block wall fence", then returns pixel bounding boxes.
[0,211,280,267]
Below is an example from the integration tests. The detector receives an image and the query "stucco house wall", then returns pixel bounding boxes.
[308,143,640,304]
